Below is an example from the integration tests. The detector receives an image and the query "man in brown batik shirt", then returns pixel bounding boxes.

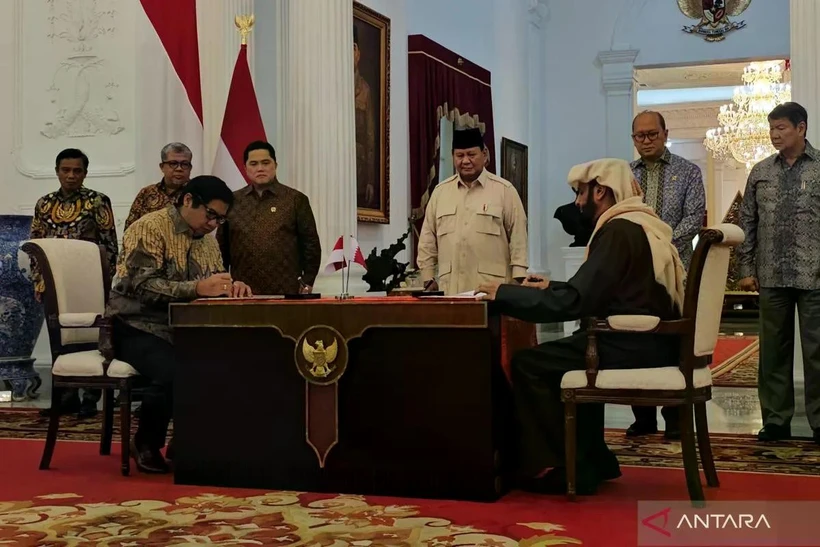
[124,142,193,231]
[216,141,322,295]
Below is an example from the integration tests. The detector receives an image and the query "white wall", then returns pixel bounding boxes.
[542,0,790,278]
[255,0,544,269]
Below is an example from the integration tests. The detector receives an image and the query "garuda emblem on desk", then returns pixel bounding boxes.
[295,326,348,385]
[678,0,751,42]
[303,338,338,378]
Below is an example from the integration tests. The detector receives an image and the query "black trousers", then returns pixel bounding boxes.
[511,331,677,477]
[113,319,175,450]
[758,288,820,430]
[631,405,680,429]
[58,388,101,404]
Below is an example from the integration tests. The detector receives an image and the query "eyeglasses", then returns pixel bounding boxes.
[164,161,193,170]
[203,205,227,224]
[632,131,661,142]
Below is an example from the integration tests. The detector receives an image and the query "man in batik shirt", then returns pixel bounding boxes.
[738,102,820,445]
[628,110,705,440]
[124,142,193,231]
[30,148,118,419]
[107,175,251,473]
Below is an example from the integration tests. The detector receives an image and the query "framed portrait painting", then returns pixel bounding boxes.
[501,138,528,214]
[354,2,391,223]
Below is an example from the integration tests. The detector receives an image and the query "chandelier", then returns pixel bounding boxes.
[704,61,791,171]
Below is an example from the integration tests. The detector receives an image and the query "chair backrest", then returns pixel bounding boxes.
[21,239,108,350]
[683,223,745,358]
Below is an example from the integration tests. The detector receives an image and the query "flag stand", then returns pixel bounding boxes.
[335,265,355,300]
[335,266,351,300]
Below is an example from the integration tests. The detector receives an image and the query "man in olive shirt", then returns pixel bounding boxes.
[217,141,322,295]
[417,128,529,295]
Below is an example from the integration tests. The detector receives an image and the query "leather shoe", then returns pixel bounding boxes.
[813,429,820,446]
[757,424,791,442]
[626,421,658,437]
[77,399,98,419]
[130,440,170,474]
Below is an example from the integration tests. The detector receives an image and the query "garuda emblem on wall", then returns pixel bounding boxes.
[677,0,752,42]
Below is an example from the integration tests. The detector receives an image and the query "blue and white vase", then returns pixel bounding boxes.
[0,215,43,401]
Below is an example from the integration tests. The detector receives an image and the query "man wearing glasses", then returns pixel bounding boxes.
[628,110,706,440]
[107,175,252,473]
[124,142,194,231]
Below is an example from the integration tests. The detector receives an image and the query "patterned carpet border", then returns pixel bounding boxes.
[605,429,820,477]
[712,341,758,388]
[711,338,758,379]
[1,409,817,478]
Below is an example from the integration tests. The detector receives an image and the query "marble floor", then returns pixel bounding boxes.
[1,318,814,439]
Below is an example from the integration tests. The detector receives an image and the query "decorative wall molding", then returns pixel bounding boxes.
[528,0,550,28]
[635,62,748,90]
[12,0,134,180]
[598,49,639,93]
[599,49,639,160]
[658,103,723,130]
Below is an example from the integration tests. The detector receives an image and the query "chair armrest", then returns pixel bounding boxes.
[577,316,695,390]
[588,316,693,335]
[59,313,107,328]
[605,315,660,332]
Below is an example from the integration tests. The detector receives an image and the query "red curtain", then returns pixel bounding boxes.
[407,35,496,260]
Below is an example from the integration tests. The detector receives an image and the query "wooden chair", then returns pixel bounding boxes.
[21,239,138,476]
[560,223,745,503]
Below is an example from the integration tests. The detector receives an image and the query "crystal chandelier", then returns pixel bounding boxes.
[704,61,791,171]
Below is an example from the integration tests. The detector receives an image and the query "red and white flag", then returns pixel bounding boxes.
[212,42,267,190]
[324,236,348,273]
[138,0,203,174]
[349,236,367,270]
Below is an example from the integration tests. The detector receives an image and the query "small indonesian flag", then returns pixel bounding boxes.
[324,235,347,273]
[349,236,367,270]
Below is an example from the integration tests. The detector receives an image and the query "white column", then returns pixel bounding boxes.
[789,0,819,385]
[527,0,548,276]
[283,0,358,295]
[197,0,255,171]
[790,0,820,144]
[598,49,639,161]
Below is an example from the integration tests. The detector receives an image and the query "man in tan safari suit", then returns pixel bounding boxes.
[418,128,529,295]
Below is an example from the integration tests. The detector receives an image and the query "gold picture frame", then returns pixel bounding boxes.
[501,137,528,214]
[354,2,391,223]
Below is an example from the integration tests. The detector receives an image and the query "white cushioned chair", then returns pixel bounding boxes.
[22,239,138,475]
[560,223,745,503]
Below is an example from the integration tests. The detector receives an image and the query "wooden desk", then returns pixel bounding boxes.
[169,297,532,501]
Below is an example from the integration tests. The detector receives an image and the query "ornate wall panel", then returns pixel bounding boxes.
[14,0,135,179]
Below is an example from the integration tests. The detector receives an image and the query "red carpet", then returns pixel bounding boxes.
[2,439,819,545]
[710,335,757,371]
